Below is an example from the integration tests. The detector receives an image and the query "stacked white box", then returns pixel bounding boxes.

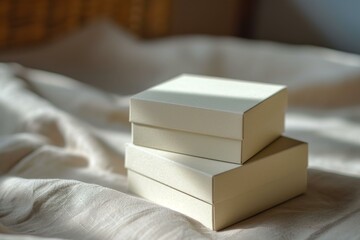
[130,74,287,163]
[126,74,308,230]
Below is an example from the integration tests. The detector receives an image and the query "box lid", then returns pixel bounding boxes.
[130,74,286,140]
[125,136,308,204]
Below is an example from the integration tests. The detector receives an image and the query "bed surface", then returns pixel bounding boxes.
[1,21,360,240]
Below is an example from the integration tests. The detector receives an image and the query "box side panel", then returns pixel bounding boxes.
[214,142,308,203]
[132,123,242,163]
[128,170,214,229]
[242,88,287,162]
[126,144,213,202]
[130,98,243,140]
[213,169,307,231]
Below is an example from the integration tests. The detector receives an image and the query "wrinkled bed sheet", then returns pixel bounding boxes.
[1,21,360,240]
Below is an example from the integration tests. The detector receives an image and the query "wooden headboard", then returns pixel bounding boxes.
[0,0,171,49]
[0,0,257,50]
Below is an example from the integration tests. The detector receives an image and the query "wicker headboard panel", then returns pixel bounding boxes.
[0,0,170,49]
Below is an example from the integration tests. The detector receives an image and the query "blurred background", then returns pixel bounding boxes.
[0,0,359,54]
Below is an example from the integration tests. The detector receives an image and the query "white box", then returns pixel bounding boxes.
[128,169,306,231]
[126,137,308,230]
[130,74,287,163]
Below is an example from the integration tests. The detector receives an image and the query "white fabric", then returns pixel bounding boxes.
[1,21,360,239]
[1,20,360,95]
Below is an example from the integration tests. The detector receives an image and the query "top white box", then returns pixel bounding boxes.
[130,74,287,163]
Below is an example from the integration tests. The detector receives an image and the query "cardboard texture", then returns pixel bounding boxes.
[126,137,308,204]
[130,74,287,163]
[128,169,307,231]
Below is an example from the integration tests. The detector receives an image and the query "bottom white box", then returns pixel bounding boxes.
[128,169,307,231]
